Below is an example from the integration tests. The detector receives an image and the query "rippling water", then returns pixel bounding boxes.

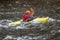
[0,0,60,40]
[0,17,60,40]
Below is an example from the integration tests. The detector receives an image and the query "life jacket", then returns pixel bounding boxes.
[22,14,33,21]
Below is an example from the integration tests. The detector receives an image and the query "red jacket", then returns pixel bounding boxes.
[22,14,33,21]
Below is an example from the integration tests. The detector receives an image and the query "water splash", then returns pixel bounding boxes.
[48,18,60,22]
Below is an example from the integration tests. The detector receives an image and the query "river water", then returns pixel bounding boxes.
[0,15,60,40]
[0,5,60,40]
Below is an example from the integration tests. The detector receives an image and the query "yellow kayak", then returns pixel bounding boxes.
[9,17,49,25]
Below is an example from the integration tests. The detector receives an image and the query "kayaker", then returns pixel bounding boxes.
[21,8,34,28]
[22,10,34,22]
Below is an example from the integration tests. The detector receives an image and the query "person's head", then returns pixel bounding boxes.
[25,10,30,14]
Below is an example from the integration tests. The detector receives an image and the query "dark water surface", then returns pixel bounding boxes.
[0,12,60,40]
[0,0,60,40]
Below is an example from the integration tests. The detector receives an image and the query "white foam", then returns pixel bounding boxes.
[48,18,56,22]
[58,30,60,32]
[4,35,13,39]
[17,37,23,40]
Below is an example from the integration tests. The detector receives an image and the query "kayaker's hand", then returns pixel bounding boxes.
[30,14,33,18]
[21,19,23,22]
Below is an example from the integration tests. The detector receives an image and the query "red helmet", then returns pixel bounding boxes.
[25,10,30,14]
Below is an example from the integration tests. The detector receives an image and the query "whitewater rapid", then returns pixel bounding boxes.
[0,18,60,30]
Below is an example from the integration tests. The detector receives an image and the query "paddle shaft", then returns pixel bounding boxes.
[30,8,34,15]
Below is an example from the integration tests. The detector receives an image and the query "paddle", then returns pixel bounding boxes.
[30,8,34,15]
[30,7,37,18]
